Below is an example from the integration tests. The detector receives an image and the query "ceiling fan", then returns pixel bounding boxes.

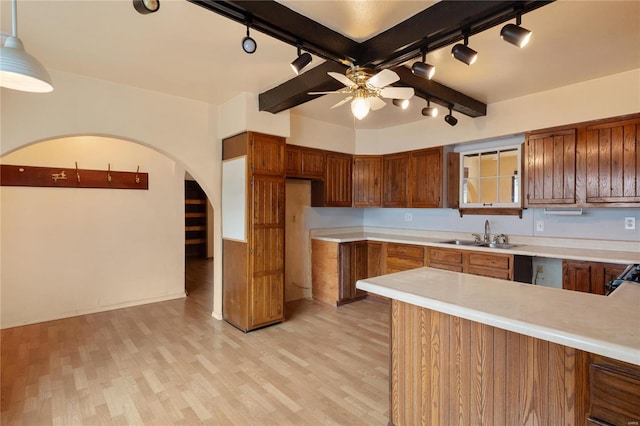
[309,67,414,120]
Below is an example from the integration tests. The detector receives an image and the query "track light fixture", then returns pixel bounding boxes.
[411,48,435,80]
[421,100,438,118]
[241,23,257,54]
[290,46,312,75]
[392,98,409,110]
[501,14,532,48]
[0,0,53,92]
[451,33,477,65]
[444,107,458,126]
[133,0,159,14]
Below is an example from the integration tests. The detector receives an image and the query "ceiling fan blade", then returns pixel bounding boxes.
[380,87,415,100]
[328,72,356,88]
[330,96,353,109]
[308,90,347,95]
[367,69,399,89]
[368,97,387,111]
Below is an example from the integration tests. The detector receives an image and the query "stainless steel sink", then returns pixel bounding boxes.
[439,240,482,246]
[477,242,519,249]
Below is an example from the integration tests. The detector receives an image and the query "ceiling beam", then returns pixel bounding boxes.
[392,67,486,118]
[259,61,348,114]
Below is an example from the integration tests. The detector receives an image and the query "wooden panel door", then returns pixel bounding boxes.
[324,152,352,207]
[301,148,325,178]
[562,260,592,293]
[285,145,302,177]
[383,152,409,207]
[250,132,285,176]
[409,147,443,208]
[352,241,368,298]
[250,175,285,328]
[367,242,383,278]
[353,155,383,207]
[525,128,577,206]
[585,117,640,203]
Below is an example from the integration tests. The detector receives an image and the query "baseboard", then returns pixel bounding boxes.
[1,292,186,330]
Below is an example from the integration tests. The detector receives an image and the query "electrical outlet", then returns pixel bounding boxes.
[535,220,544,232]
[625,217,636,230]
[404,213,413,222]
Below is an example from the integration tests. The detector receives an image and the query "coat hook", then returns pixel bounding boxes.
[136,166,140,184]
[107,163,112,183]
[75,161,80,183]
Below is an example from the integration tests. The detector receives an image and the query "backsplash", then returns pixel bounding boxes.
[307,207,639,242]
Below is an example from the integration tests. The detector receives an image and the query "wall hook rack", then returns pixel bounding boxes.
[1,163,149,190]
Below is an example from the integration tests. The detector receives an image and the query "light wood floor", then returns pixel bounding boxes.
[1,258,390,425]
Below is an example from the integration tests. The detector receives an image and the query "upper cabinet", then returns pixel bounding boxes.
[409,147,443,208]
[286,144,325,179]
[383,152,410,207]
[524,129,577,206]
[460,145,522,208]
[524,113,640,208]
[353,155,383,207]
[312,152,352,207]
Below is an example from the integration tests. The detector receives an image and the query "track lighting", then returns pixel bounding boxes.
[444,107,457,126]
[290,46,312,75]
[411,48,435,80]
[501,14,532,48]
[392,98,409,110]
[241,23,257,54]
[421,100,438,118]
[0,0,53,92]
[351,91,370,120]
[451,33,477,65]
[133,0,160,14]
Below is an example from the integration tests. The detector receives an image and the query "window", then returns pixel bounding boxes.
[460,145,521,207]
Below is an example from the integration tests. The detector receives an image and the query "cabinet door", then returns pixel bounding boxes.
[353,156,383,207]
[338,243,353,301]
[285,145,302,177]
[250,175,285,327]
[410,147,443,208]
[301,148,325,178]
[525,129,577,206]
[562,260,592,293]
[324,153,352,207]
[352,241,368,297]
[250,133,285,176]
[367,242,383,278]
[383,153,409,207]
[585,117,640,203]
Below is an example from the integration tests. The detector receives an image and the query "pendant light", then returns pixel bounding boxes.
[0,0,53,93]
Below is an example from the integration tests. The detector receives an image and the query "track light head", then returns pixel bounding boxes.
[411,48,435,79]
[290,47,312,75]
[421,100,438,117]
[133,0,160,14]
[242,24,256,54]
[451,34,477,65]
[501,15,532,48]
[392,98,409,109]
[444,108,457,126]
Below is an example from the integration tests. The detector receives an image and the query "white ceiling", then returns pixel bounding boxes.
[1,0,639,130]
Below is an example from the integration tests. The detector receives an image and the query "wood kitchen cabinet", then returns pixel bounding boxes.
[312,152,352,207]
[524,127,577,206]
[352,155,383,207]
[382,152,410,207]
[426,246,514,280]
[585,116,640,204]
[409,147,443,208]
[384,243,425,273]
[222,132,285,332]
[285,144,325,179]
[562,259,627,295]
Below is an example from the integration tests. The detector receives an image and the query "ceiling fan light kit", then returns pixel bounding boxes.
[242,24,257,54]
[451,33,477,65]
[0,0,53,93]
[351,93,370,120]
[501,14,532,48]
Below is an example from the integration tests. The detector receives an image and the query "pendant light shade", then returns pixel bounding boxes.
[451,34,477,65]
[0,0,53,93]
[501,15,532,48]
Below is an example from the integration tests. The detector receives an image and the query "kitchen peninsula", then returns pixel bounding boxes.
[357,267,640,425]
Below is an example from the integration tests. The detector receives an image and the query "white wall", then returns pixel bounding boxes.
[219,92,291,139]
[290,114,356,153]
[0,137,185,328]
[0,69,224,322]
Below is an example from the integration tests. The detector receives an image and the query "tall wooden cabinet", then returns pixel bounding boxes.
[222,132,285,332]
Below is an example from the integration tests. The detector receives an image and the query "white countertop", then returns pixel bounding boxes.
[357,268,640,365]
[312,232,640,264]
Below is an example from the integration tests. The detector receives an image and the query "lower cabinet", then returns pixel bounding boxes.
[385,243,425,273]
[427,246,514,280]
[562,260,627,295]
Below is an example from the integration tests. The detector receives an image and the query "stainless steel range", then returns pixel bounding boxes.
[605,264,640,295]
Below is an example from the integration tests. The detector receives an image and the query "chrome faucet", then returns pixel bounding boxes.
[484,219,490,243]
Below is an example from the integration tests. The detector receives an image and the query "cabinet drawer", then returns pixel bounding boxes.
[387,243,424,260]
[429,248,463,265]
[467,252,510,270]
[588,356,640,425]
[386,257,424,272]
[467,266,511,280]
[429,262,463,273]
